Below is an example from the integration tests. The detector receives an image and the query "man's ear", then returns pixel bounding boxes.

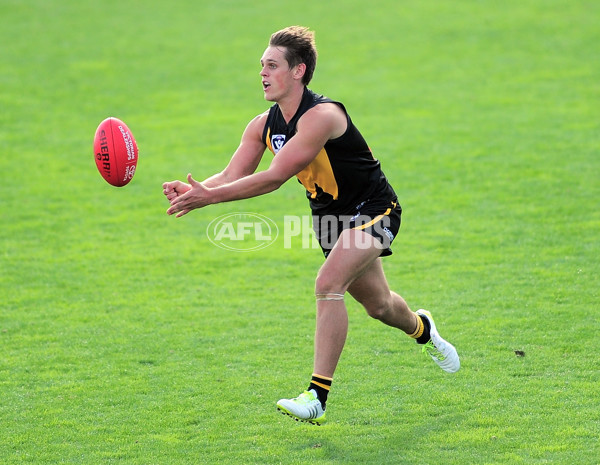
[294,63,306,81]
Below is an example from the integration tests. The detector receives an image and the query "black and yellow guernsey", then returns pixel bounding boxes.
[262,87,396,215]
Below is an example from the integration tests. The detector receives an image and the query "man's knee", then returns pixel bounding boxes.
[362,295,393,320]
[314,269,347,299]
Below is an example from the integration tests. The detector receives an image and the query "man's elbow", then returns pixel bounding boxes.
[267,176,287,192]
[266,168,292,192]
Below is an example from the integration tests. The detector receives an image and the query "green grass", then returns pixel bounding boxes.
[1,0,599,463]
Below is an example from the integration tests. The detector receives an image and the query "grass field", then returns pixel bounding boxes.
[1,0,599,463]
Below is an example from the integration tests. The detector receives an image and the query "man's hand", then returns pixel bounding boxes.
[163,174,212,218]
[163,179,192,202]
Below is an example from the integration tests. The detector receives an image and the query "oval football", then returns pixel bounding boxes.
[93,117,138,187]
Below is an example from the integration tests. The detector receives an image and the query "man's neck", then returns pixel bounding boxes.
[277,86,306,123]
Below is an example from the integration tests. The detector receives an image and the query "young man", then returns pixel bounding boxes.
[163,26,460,425]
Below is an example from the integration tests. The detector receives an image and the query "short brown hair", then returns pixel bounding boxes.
[269,26,317,85]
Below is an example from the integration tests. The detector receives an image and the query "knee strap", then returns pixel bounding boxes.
[316,293,345,301]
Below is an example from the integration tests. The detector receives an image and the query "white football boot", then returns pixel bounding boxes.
[417,309,460,373]
[276,389,326,425]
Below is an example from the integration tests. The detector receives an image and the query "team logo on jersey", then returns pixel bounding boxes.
[271,134,286,154]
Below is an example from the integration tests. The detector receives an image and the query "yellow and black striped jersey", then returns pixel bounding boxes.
[262,87,396,215]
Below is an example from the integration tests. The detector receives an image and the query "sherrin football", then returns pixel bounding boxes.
[93,117,138,187]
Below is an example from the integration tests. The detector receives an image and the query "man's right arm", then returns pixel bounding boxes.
[201,112,268,188]
[163,112,267,203]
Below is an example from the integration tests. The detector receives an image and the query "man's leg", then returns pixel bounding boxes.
[348,254,460,373]
[276,229,459,424]
[277,229,383,424]
[347,257,419,333]
[312,229,388,377]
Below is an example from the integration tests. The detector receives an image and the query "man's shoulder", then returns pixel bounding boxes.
[304,88,347,117]
[248,109,271,128]
[297,101,348,139]
[241,109,271,144]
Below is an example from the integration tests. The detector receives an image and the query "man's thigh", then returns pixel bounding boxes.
[316,229,385,292]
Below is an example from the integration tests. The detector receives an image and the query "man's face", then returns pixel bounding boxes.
[260,46,297,102]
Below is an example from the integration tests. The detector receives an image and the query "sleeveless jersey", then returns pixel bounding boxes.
[261,87,396,215]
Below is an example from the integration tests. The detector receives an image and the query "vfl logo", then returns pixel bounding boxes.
[271,134,286,154]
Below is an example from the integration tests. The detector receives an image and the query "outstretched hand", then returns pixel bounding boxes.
[163,174,212,218]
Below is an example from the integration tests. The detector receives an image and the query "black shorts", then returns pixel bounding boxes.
[312,199,402,258]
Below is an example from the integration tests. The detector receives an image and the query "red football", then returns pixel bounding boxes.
[93,117,138,187]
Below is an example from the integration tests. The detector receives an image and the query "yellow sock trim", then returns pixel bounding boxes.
[311,373,333,391]
[408,314,424,339]
[311,380,331,391]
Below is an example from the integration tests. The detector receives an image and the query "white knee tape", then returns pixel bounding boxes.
[315,293,345,301]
